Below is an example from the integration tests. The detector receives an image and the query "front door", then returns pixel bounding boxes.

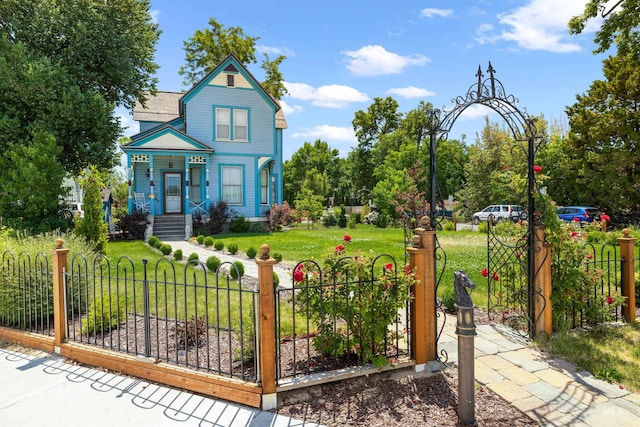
[164,172,182,214]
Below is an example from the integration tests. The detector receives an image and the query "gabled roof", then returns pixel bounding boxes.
[122,127,214,153]
[133,91,183,122]
[132,54,287,130]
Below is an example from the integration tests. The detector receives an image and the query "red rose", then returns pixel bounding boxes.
[343,235,352,242]
[293,269,304,283]
[503,165,509,170]
[403,265,412,274]
[492,272,500,281]
[601,214,610,222]
[533,165,542,173]
[572,217,580,222]
[571,231,578,237]
[384,263,393,272]
[606,296,613,305]
[586,253,593,259]
[335,244,345,253]
[481,268,489,277]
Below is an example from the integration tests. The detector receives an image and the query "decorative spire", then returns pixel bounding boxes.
[487,61,496,97]
[476,65,483,96]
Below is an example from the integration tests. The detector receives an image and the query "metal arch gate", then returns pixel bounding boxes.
[421,62,547,339]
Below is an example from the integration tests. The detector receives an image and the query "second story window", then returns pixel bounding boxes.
[215,107,248,141]
[216,108,230,139]
[227,74,235,87]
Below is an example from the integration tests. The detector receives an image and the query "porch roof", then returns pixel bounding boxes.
[121,126,214,153]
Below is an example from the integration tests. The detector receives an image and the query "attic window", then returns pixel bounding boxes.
[227,74,235,87]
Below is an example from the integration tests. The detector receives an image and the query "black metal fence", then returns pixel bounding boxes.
[275,255,411,381]
[0,250,52,336]
[63,255,259,382]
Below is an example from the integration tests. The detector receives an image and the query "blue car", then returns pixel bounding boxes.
[555,206,601,223]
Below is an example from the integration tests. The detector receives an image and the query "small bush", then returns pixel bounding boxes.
[188,252,199,261]
[230,215,251,233]
[228,243,238,255]
[203,236,214,247]
[196,234,205,244]
[249,222,266,232]
[229,260,244,279]
[160,243,172,255]
[440,288,457,312]
[272,252,283,263]
[148,235,160,248]
[322,211,338,227]
[81,294,126,335]
[478,222,489,233]
[347,213,357,229]
[206,256,221,272]
[338,205,347,228]
[214,241,224,251]
[273,272,280,287]
[173,249,183,261]
[246,246,257,259]
[170,315,207,349]
[443,220,455,231]
[268,202,293,231]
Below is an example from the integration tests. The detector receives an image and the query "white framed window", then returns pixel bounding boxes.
[222,166,242,205]
[260,168,269,205]
[216,108,230,140]
[234,109,248,140]
[190,167,201,201]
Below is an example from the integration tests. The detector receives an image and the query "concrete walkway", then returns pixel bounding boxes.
[439,315,640,426]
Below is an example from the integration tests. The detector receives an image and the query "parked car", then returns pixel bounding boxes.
[555,206,600,224]
[472,205,525,224]
[59,201,84,220]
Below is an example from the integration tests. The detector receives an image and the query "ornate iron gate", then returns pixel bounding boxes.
[425,62,546,339]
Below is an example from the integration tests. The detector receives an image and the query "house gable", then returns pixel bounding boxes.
[124,127,212,152]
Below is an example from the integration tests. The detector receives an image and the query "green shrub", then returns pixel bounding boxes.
[203,236,214,247]
[338,205,347,228]
[228,243,238,255]
[196,234,205,244]
[249,222,266,232]
[81,294,126,335]
[160,243,172,255]
[230,215,251,233]
[229,260,244,279]
[273,272,280,287]
[206,256,221,272]
[272,252,283,263]
[148,235,160,248]
[188,252,199,261]
[214,241,224,251]
[478,222,489,233]
[246,246,257,259]
[443,220,455,231]
[440,288,457,312]
[173,249,183,261]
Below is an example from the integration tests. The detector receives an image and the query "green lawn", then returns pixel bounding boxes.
[186,224,489,307]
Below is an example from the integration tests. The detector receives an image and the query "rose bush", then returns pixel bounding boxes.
[292,237,418,366]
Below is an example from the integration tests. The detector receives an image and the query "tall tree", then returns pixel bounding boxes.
[283,140,341,203]
[0,0,161,109]
[350,97,402,193]
[564,53,640,222]
[179,18,287,99]
[569,0,640,58]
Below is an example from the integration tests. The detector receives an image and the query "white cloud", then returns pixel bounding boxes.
[257,45,295,57]
[116,108,139,137]
[386,86,435,98]
[292,125,357,143]
[456,104,495,121]
[342,45,429,77]
[149,9,160,24]
[279,99,304,115]
[420,8,454,18]
[285,82,369,108]
[477,0,593,53]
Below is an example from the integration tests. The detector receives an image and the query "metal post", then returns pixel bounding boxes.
[142,259,151,357]
[429,125,437,230]
[454,271,476,426]
[527,131,536,340]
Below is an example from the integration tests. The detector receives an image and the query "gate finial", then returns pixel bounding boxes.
[487,61,496,97]
[476,65,483,97]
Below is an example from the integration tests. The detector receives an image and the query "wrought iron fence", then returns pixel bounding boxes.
[0,250,52,336]
[64,255,259,382]
[275,255,411,381]
[556,243,624,329]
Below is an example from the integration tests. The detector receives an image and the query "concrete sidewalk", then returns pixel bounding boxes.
[0,345,319,427]
[439,315,640,426]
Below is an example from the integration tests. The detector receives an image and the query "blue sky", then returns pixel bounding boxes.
[117,0,612,160]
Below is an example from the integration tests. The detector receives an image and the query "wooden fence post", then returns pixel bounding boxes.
[533,225,552,337]
[51,238,69,350]
[255,244,277,409]
[618,229,636,323]
[408,216,436,368]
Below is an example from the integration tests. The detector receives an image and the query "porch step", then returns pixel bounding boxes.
[153,215,186,241]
